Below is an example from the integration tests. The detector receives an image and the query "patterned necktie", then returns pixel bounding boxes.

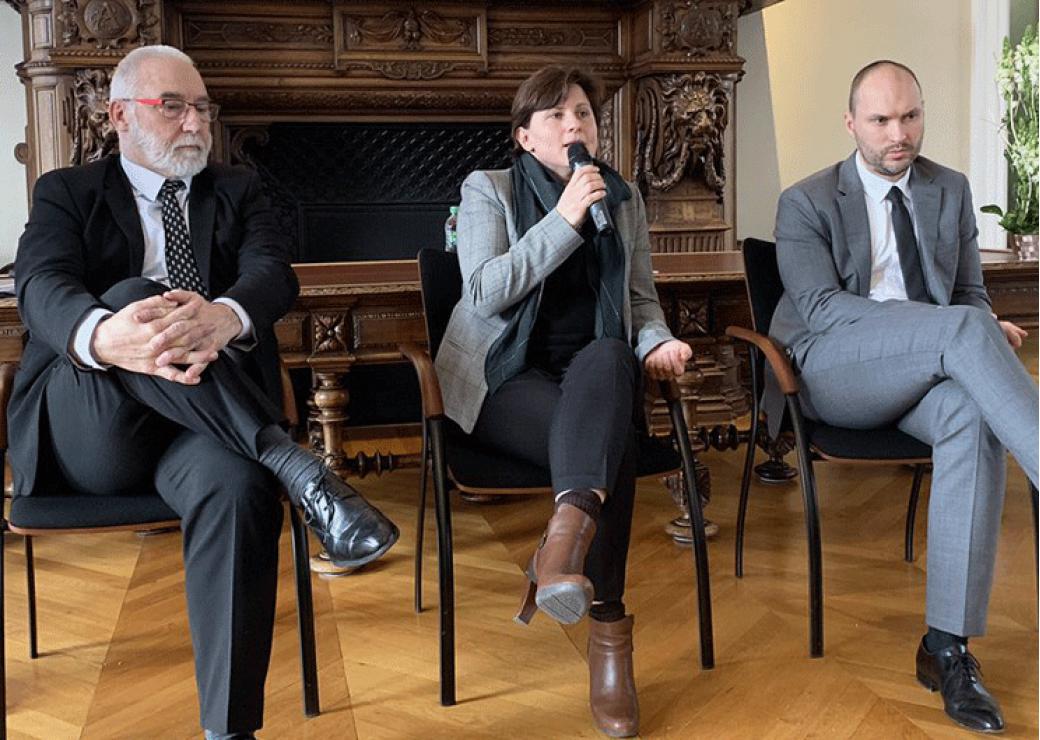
[158,179,208,297]
[885,186,929,302]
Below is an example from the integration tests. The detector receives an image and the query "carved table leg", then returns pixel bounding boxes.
[663,463,715,545]
[754,426,797,484]
[312,371,349,478]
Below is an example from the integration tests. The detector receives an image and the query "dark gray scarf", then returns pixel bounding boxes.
[484,152,630,394]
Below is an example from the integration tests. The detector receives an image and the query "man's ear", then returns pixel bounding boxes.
[108,99,130,133]
[843,111,855,139]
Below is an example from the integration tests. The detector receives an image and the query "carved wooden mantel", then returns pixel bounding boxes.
[10,0,783,254]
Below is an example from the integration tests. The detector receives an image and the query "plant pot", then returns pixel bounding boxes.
[1007,232,1039,260]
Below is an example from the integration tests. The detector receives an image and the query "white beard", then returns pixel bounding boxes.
[126,119,211,178]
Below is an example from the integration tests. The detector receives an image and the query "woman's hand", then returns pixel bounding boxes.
[998,319,1028,348]
[643,339,692,380]
[555,164,607,229]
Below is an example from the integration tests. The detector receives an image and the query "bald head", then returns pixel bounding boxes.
[848,60,922,114]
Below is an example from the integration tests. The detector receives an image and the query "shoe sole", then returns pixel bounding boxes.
[916,673,1005,734]
[329,524,400,569]
[535,581,593,625]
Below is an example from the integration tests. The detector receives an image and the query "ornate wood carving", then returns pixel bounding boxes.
[341,7,473,52]
[658,0,738,57]
[67,67,117,165]
[635,71,730,199]
[334,4,485,76]
[183,19,334,48]
[58,0,159,49]
[214,89,514,115]
[488,24,615,51]
[313,313,350,355]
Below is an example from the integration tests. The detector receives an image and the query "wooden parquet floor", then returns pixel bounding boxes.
[4,340,1037,738]
[5,450,1036,739]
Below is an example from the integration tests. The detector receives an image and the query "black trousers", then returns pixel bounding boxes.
[38,278,285,734]
[471,338,639,602]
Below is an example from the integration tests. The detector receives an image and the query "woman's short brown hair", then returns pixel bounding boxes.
[510,65,602,157]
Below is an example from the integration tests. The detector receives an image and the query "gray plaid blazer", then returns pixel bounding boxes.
[435,168,674,433]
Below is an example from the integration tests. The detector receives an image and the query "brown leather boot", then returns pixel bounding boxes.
[515,502,597,625]
[588,615,639,738]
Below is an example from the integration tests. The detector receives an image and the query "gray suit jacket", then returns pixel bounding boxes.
[435,167,674,433]
[765,152,991,431]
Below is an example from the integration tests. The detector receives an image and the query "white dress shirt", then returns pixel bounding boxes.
[855,152,919,302]
[72,155,254,368]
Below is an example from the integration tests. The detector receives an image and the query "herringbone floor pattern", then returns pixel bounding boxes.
[4,449,1036,739]
[3,340,1037,738]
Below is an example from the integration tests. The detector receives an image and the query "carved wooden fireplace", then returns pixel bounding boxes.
[10,0,783,256]
[7,0,780,480]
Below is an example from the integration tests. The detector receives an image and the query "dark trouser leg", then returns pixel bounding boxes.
[42,277,280,494]
[97,278,283,459]
[154,430,283,734]
[472,338,640,601]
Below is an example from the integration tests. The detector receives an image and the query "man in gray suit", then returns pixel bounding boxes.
[770,60,1039,733]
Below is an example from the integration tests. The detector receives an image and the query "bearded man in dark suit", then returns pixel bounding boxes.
[12,45,398,739]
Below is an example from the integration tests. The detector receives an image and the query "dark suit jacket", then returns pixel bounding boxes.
[764,152,991,433]
[10,154,300,494]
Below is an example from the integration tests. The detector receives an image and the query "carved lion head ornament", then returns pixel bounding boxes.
[634,71,729,199]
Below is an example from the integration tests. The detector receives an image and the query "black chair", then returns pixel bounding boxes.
[399,247,714,706]
[726,238,931,658]
[0,361,320,735]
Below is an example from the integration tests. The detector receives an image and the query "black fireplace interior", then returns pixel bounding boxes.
[238,121,513,429]
[236,122,513,262]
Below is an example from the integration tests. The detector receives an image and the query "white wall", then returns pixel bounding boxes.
[0,13,27,266]
[736,0,974,242]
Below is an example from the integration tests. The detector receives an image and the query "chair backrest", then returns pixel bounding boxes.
[417,248,464,360]
[740,238,784,334]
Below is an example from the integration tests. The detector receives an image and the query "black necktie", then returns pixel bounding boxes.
[885,186,929,302]
[158,179,208,297]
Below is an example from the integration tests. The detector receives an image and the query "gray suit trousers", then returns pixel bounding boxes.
[794,301,1039,636]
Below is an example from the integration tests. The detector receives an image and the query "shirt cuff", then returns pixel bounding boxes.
[214,297,256,350]
[71,307,114,370]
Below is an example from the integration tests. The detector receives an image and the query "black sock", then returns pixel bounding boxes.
[590,600,626,623]
[556,489,603,519]
[924,626,967,652]
[256,424,323,494]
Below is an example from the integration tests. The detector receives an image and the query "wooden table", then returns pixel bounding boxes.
[0,251,1034,480]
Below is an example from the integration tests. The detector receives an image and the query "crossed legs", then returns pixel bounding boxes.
[795,301,1039,632]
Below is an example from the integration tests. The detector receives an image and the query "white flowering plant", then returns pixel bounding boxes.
[981,24,1039,235]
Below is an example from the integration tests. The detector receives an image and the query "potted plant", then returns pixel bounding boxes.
[981,24,1038,259]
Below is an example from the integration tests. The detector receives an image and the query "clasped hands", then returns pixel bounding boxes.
[91,289,242,385]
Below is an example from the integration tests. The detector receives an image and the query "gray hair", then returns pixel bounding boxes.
[109,45,197,100]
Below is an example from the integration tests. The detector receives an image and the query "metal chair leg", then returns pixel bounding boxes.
[667,396,714,670]
[25,536,37,660]
[415,419,430,613]
[288,505,320,717]
[904,464,926,563]
[1,522,7,740]
[1030,482,1038,589]
[788,399,823,658]
[736,353,762,578]
[428,417,456,706]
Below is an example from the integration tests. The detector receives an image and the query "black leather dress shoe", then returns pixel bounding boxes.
[916,639,1005,733]
[290,467,399,568]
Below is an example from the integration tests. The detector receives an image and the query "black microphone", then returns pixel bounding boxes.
[567,142,614,235]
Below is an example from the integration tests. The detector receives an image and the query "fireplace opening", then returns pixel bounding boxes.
[233,121,514,261]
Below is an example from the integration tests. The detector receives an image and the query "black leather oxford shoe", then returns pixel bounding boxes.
[291,467,399,568]
[916,639,1005,734]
